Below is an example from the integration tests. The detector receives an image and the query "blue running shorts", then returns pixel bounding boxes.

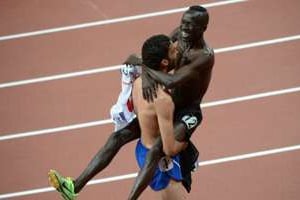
[135,139,183,191]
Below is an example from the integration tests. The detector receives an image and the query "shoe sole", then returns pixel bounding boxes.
[48,169,60,189]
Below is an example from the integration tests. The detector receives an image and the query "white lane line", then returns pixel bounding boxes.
[201,86,300,108]
[214,34,300,53]
[0,0,247,42]
[0,119,113,141]
[0,65,122,89]
[1,143,299,199]
[1,34,300,89]
[1,86,299,142]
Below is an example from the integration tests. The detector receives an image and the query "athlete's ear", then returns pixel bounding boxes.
[161,59,169,67]
[160,59,169,71]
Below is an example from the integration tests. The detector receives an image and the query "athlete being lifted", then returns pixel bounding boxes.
[48,5,214,200]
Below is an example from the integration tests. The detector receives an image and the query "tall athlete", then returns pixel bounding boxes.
[128,5,214,199]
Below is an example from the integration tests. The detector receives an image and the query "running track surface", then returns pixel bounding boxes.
[0,0,300,199]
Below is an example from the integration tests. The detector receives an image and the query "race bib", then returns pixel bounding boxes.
[182,115,198,130]
[158,156,174,172]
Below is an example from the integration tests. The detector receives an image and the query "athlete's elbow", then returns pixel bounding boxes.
[165,76,182,89]
[165,80,175,89]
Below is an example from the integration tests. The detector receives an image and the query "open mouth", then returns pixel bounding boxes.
[181,31,190,39]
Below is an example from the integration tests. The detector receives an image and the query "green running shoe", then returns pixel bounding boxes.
[48,169,77,200]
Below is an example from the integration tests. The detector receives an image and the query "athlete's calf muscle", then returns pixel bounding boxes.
[74,119,140,193]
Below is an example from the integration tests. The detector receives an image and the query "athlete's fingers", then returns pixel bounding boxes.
[148,88,154,102]
[144,89,149,102]
[144,88,150,102]
[153,88,157,98]
[143,88,148,101]
[142,72,151,102]
[155,82,159,90]
[149,78,157,100]
[143,90,146,99]
[151,86,157,99]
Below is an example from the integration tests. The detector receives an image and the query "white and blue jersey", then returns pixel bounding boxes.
[110,64,141,130]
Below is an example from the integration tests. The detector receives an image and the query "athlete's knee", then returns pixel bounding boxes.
[117,119,141,143]
[174,122,188,142]
[108,127,139,148]
[106,130,125,149]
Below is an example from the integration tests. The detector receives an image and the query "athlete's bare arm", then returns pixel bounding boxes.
[154,86,186,156]
[145,51,213,89]
[123,54,143,66]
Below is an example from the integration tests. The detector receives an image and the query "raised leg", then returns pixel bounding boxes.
[74,118,140,193]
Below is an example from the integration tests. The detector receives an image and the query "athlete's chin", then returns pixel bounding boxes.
[181,34,191,41]
[182,37,192,43]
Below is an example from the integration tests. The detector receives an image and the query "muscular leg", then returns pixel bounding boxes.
[74,118,140,193]
[128,122,187,200]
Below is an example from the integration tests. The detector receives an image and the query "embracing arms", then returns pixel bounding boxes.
[142,53,213,102]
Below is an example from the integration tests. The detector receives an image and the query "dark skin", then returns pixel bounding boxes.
[73,118,141,193]
[71,7,214,199]
[142,11,214,106]
[128,9,215,199]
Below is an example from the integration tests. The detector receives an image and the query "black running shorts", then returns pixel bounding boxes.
[174,104,203,141]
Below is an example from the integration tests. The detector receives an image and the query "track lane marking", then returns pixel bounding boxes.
[1,34,300,89]
[1,86,300,141]
[1,143,299,199]
[0,0,247,42]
